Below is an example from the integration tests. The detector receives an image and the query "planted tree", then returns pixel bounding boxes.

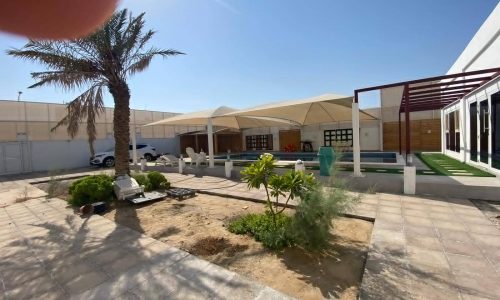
[231,153,358,250]
[7,9,184,176]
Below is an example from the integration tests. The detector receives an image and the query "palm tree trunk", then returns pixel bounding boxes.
[109,80,131,176]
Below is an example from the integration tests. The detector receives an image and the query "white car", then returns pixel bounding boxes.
[90,144,158,167]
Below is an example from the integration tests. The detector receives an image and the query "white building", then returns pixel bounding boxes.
[441,3,500,175]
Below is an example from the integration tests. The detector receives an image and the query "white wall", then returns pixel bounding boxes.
[447,3,500,74]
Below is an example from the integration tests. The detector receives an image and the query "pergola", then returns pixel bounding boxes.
[352,67,500,175]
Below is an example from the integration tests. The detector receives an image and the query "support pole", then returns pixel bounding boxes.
[352,92,362,177]
[131,124,138,166]
[207,118,215,168]
[398,112,402,155]
[404,84,411,163]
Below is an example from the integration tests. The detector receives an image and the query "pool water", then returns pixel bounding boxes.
[215,151,397,163]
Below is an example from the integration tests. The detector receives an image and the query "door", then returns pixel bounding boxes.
[470,102,478,162]
[492,92,500,170]
[0,142,32,175]
[279,129,301,151]
[479,100,489,164]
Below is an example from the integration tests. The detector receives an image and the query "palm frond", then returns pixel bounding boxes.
[126,49,184,75]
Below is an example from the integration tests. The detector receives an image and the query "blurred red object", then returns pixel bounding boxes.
[0,0,118,39]
[283,144,296,152]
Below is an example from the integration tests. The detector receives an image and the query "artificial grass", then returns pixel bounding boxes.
[415,153,495,177]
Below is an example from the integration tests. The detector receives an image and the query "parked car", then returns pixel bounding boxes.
[90,144,158,167]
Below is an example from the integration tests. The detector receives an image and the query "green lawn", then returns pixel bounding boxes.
[216,153,495,177]
[415,153,494,177]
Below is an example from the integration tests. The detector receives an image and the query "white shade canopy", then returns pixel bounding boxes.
[144,106,299,129]
[224,94,376,125]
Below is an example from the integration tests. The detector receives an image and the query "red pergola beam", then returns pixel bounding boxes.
[403,96,460,105]
[409,84,479,95]
[355,67,500,93]
[406,90,470,100]
[408,76,492,90]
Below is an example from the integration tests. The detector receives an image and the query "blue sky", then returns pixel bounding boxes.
[0,0,497,112]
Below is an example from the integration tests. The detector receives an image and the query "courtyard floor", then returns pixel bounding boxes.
[0,172,499,299]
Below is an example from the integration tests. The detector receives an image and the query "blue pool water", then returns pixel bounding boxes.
[215,151,397,163]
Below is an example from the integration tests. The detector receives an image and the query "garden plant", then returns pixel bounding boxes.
[229,153,357,250]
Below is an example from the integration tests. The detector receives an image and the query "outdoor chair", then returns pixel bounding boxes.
[185,147,199,166]
[155,154,179,167]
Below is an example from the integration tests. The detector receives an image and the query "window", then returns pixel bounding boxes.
[246,134,273,150]
[324,129,353,147]
[445,111,460,152]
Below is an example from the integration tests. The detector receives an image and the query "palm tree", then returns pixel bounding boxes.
[7,9,183,176]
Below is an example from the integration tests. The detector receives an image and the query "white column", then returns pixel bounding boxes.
[352,102,362,177]
[207,118,215,168]
[131,124,138,166]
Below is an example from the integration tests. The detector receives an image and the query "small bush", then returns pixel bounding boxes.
[131,173,153,192]
[228,212,294,250]
[291,187,358,250]
[147,171,170,190]
[68,175,114,207]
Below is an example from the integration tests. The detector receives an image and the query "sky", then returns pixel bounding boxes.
[0,0,498,112]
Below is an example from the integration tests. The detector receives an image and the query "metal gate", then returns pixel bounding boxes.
[0,142,32,175]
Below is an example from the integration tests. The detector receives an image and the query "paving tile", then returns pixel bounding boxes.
[5,274,61,299]
[404,216,434,227]
[446,254,497,277]
[453,274,500,299]
[378,200,401,208]
[467,224,500,235]
[407,278,461,300]
[428,212,456,221]
[376,212,403,223]
[428,206,452,213]
[404,224,437,238]
[63,270,109,294]
[407,247,450,271]
[469,233,500,247]
[406,235,442,251]
[373,219,403,231]
[441,239,483,257]
[432,220,468,231]
[437,228,472,242]
[461,215,494,225]
[402,208,429,218]
[403,203,428,211]
[360,252,411,300]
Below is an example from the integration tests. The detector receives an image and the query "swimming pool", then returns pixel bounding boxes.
[215,151,398,163]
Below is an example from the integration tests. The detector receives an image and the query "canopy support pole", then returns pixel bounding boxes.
[208,118,215,168]
[398,112,402,155]
[404,84,411,163]
[352,93,362,177]
[131,124,138,166]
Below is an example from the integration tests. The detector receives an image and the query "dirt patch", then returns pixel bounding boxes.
[188,236,248,256]
[102,194,372,300]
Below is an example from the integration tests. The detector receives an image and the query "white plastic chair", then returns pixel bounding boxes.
[185,147,199,166]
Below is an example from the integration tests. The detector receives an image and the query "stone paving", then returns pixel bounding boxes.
[0,197,291,299]
[163,173,500,300]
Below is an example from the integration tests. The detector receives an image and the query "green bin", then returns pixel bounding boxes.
[317,147,335,176]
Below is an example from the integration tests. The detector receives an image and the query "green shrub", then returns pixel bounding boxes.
[291,188,356,250]
[147,171,170,190]
[131,173,153,192]
[68,175,114,207]
[228,212,294,250]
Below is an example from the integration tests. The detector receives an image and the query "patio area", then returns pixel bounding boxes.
[0,196,291,299]
[0,172,498,299]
